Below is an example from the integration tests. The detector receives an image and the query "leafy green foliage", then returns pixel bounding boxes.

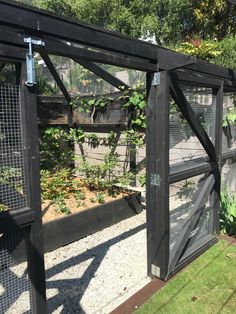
[220,189,236,236]
[215,37,236,69]
[138,173,146,187]
[75,190,86,201]
[176,40,221,62]
[90,193,105,204]
[40,168,75,200]
[54,195,71,215]
[20,0,236,46]
[120,86,146,130]
[39,127,74,171]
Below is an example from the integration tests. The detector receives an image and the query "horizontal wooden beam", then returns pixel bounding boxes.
[0,29,157,72]
[0,0,158,61]
[75,59,129,91]
[0,208,34,233]
[169,158,216,184]
[0,43,25,62]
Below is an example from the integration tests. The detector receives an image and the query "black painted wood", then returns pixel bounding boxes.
[146,71,170,280]
[0,0,158,61]
[20,63,47,314]
[0,29,157,72]
[74,59,129,91]
[0,43,25,61]
[169,158,216,184]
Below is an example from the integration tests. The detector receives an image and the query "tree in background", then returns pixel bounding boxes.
[18,0,236,45]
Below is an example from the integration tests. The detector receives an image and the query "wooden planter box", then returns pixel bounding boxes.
[13,193,141,263]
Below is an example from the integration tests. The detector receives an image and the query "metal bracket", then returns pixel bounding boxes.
[152,72,160,86]
[24,37,45,86]
[151,173,160,187]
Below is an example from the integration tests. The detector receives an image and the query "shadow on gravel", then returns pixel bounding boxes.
[46,222,146,313]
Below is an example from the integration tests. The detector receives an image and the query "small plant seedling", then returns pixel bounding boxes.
[75,190,86,200]
[96,193,105,204]
[90,193,105,204]
[54,196,71,215]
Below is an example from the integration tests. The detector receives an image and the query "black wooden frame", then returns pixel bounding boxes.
[0,1,235,309]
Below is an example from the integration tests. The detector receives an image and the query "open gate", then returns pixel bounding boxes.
[0,64,47,313]
[146,70,224,280]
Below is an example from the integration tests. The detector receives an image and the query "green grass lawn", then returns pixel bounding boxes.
[136,240,236,314]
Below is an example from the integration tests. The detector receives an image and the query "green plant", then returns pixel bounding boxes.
[138,173,146,187]
[77,152,119,191]
[40,168,75,200]
[120,85,146,130]
[118,172,135,188]
[77,95,113,122]
[90,193,105,204]
[75,189,86,201]
[176,39,222,62]
[220,189,236,236]
[40,127,74,170]
[54,195,71,215]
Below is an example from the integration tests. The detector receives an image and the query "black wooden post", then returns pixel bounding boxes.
[211,83,224,235]
[146,71,170,280]
[20,63,47,314]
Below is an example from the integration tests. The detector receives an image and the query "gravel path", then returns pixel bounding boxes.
[6,210,149,313]
[45,210,149,313]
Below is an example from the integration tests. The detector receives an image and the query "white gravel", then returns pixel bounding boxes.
[5,210,150,313]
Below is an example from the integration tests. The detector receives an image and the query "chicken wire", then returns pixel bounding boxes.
[0,84,27,211]
[0,228,33,313]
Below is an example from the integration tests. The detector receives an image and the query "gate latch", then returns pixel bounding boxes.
[24,37,45,87]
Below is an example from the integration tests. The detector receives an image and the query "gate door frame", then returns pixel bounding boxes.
[0,52,47,313]
[146,70,225,281]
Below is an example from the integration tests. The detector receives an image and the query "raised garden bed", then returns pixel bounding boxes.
[13,191,141,264]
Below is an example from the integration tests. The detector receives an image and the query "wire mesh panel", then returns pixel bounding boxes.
[0,85,27,211]
[170,86,216,165]
[0,228,33,313]
[222,93,236,153]
[169,173,214,268]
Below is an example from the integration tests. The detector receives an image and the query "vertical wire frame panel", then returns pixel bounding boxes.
[0,84,33,313]
[0,228,33,313]
[0,85,27,211]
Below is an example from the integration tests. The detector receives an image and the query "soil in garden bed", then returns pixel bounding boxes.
[41,186,129,223]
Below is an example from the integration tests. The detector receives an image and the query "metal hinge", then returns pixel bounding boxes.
[24,37,45,87]
[152,72,160,86]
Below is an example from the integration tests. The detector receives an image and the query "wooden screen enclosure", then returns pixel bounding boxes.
[0,0,236,312]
